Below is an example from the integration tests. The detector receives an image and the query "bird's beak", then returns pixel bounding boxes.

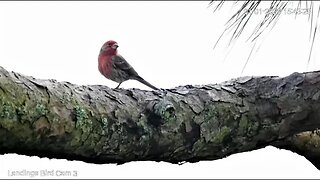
[112,43,119,49]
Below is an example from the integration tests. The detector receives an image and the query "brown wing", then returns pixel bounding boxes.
[111,55,139,77]
[111,54,159,90]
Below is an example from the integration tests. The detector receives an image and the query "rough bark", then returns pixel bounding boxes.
[273,130,320,169]
[1,66,320,169]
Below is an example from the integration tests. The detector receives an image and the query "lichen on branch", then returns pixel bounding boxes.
[1,66,320,169]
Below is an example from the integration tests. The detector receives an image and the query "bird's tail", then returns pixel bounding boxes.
[134,76,159,90]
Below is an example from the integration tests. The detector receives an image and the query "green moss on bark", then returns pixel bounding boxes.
[35,104,47,116]
[213,126,232,144]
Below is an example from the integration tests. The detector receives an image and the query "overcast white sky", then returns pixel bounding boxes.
[1,1,320,178]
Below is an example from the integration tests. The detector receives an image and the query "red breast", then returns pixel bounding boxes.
[98,54,113,77]
[98,40,119,78]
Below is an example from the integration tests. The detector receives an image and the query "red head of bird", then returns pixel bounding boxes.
[99,40,119,56]
[98,40,119,78]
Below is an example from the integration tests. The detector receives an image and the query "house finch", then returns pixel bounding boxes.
[98,40,159,90]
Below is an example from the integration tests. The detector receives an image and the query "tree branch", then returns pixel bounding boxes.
[1,66,320,168]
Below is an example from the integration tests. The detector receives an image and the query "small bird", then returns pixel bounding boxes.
[98,40,159,90]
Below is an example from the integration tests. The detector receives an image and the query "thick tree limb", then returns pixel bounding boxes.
[1,66,320,169]
[273,131,320,169]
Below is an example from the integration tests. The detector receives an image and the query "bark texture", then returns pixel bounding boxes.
[1,66,320,168]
